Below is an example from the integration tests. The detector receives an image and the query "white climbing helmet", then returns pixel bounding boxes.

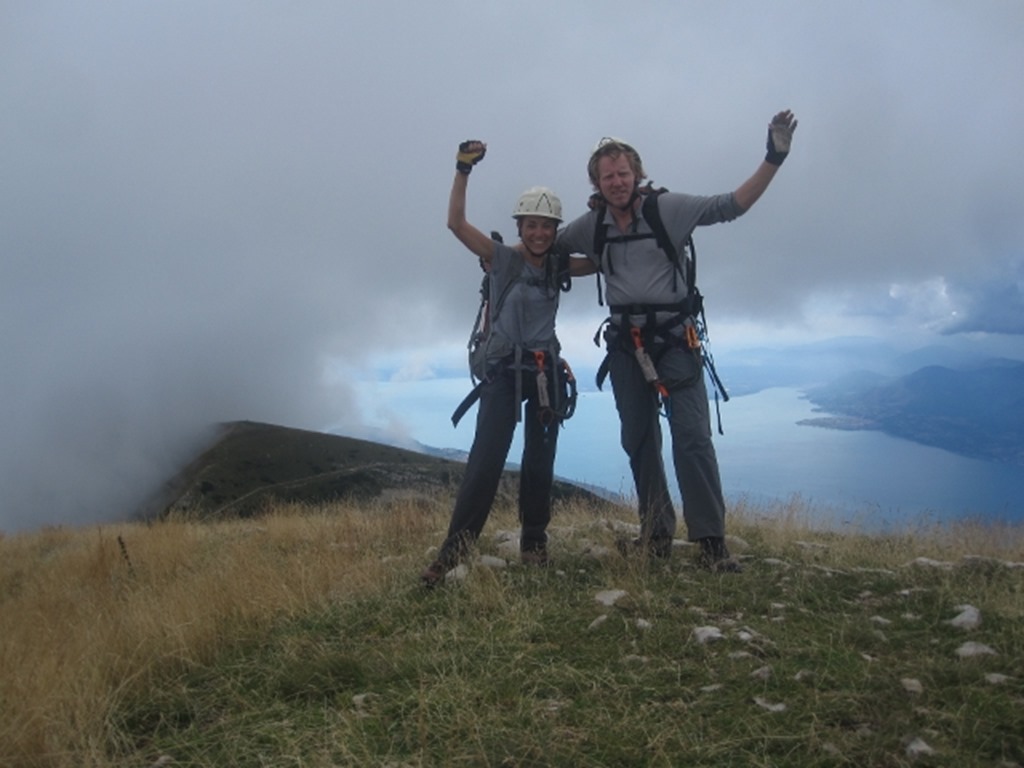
[512,186,562,222]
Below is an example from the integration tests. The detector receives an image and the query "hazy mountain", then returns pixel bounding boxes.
[800,358,1024,466]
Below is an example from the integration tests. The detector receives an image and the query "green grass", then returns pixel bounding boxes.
[3,501,1023,766]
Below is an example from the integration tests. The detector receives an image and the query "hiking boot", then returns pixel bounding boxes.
[520,549,550,567]
[419,560,449,588]
[698,537,743,573]
[616,536,673,560]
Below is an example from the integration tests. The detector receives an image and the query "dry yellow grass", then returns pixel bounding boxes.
[1,495,1021,766]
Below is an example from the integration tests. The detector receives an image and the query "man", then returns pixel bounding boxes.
[555,111,797,571]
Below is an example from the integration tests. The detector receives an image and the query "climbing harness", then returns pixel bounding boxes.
[590,186,730,433]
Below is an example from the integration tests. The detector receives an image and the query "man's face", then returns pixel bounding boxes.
[596,153,637,209]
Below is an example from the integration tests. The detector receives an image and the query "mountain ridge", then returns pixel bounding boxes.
[143,420,610,521]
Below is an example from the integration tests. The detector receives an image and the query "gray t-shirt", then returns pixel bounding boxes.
[486,242,560,361]
[555,191,744,314]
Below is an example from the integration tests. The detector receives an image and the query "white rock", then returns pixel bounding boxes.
[985,673,1010,684]
[692,626,725,644]
[447,564,469,582]
[795,540,828,551]
[870,615,893,626]
[594,589,629,607]
[728,651,753,660]
[901,678,924,694]
[905,737,935,757]
[794,669,813,682]
[352,693,378,709]
[587,615,609,631]
[750,666,772,680]
[700,684,723,693]
[949,604,981,630]
[907,557,954,569]
[635,618,653,631]
[622,654,649,665]
[477,555,507,569]
[753,697,786,713]
[726,534,749,551]
[956,641,997,658]
[496,540,519,558]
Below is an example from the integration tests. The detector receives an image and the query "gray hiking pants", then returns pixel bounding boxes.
[437,368,559,566]
[606,342,727,542]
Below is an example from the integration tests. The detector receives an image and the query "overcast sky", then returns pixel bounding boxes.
[3,1,1023,532]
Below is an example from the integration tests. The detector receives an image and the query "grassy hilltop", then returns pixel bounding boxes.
[2,491,1023,767]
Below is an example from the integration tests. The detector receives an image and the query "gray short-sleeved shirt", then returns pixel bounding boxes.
[555,191,744,313]
[486,242,560,361]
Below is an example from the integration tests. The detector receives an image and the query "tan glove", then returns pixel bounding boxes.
[456,140,487,174]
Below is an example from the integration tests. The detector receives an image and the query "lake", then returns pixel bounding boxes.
[349,379,1024,530]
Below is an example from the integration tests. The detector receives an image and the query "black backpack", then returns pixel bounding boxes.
[466,232,570,384]
[591,187,730,424]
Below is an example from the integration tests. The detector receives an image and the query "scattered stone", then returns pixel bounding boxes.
[897,588,927,597]
[861,653,878,663]
[728,651,754,660]
[794,669,813,682]
[448,564,469,583]
[907,557,954,570]
[905,737,935,757]
[901,678,924,694]
[594,589,629,607]
[726,534,749,552]
[352,693,378,710]
[692,626,725,644]
[795,540,828,551]
[605,519,641,536]
[809,565,846,576]
[700,683,723,693]
[985,673,1010,685]
[956,641,997,658]
[949,604,981,630]
[622,654,649,665]
[753,696,786,713]
[587,615,608,631]
[750,665,772,680]
[870,615,893,626]
[477,555,507,569]
[635,618,652,631]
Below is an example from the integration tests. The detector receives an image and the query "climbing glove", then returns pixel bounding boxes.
[765,112,796,166]
[456,140,486,174]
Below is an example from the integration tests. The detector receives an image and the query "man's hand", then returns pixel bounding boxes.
[765,111,798,166]
[456,140,487,174]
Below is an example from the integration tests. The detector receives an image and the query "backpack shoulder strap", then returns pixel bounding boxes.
[641,189,696,296]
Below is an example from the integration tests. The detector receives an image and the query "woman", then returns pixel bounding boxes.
[420,140,588,587]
